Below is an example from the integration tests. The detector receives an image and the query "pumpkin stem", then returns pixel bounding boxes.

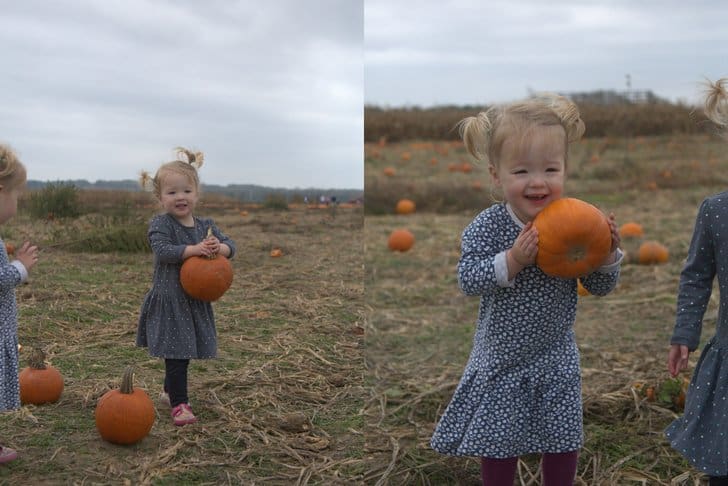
[205,227,217,260]
[28,347,48,370]
[120,366,136,394]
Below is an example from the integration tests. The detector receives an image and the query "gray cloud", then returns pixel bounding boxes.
[0,0,363,189]
[365,0,728,108]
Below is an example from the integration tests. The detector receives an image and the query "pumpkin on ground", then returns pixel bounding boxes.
[638,240,669,264]
[395,199,416,215]
[95,366,155,445]
[388,229,415,252]
[270,248,283,257]
[619,222,644,238]
[179,229,233,302]
[19,347,64,405]
[533,198,612,278]
[383,167,396,177]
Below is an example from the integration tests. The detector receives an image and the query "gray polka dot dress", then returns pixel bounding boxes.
[665,192,728,476]
[136,214,236,360]
[0,239,25,411]
[430,203,621,458]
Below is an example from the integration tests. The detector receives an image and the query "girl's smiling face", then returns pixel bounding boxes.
[159,171,199,225]
[490,124,566,223]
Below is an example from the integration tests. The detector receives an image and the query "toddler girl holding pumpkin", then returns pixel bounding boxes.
[136,147,235,426]
[0,144,39,463]
[665,78,728,486]
[429,94,622,485]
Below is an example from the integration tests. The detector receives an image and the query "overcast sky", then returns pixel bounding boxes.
[0,1,362,189]
[365,0,728,108]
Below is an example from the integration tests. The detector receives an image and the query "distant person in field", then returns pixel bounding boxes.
[0,145,39,464]
[665,78,728,486]
[429,94,623,486]
[137,147,235,427]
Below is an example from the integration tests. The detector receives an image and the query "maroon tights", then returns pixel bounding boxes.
[481,451,578,486]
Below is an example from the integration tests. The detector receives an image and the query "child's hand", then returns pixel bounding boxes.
[192,241,215,258]
[509,222,538,267]
[667,344,690,377]
[203,235,221,256]
[15,241,39,271]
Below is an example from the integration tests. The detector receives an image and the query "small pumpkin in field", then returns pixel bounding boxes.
[638,240,669,264]
[383,167,396,177]
[270,248,283,257]
[19,347,64,405]
[619,222,644,238]
[388,229,415,252]
[533,198,612,278]
[395,199,416,215]
[95,366,155,445]
[180,229,233,302]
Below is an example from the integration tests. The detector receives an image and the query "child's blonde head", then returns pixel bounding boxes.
[0,144,27,190]
[140,147,204,199]
[458,93,585,169]
[703,78,728,130]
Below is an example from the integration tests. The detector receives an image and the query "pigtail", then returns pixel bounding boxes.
[703,78,728,128]
[457,110,494,161]
[174,147,205,170]
[139,170,154,192]
[535,93,585,142]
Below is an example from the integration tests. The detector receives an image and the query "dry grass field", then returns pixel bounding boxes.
[364,134,728,485]
[0,194,365,485]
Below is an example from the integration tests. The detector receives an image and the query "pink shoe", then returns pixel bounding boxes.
[171,403,197,426]
[0,446,18,464]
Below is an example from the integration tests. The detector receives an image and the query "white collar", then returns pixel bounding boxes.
[505,203,527,229]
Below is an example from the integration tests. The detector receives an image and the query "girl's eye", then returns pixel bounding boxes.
[512,169,527,175]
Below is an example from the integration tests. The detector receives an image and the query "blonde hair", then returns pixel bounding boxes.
[703,78,728,129]
[139,147,204,199]
[0,144,27,189]
[458,93,585,169]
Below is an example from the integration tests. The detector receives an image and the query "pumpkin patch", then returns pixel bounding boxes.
[533,198,611,278]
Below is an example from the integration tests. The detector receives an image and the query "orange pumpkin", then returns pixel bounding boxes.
[388,229,415,252]
[5,242,14,256]
[619,222,644,238]
[19,348,64,405]
[180,254,233,302]
[638,240,669,264]
[533,198,612,278]
[383,167,396,176]
[395,199,416,215]
[95,366,155,445]
[270,248,283,257]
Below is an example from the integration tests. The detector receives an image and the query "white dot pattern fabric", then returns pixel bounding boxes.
[430,203,621,458]
[0,239,23,411]
[666,193,728,476]
[136,214,236,359]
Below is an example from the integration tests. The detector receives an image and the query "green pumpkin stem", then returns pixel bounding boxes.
[28,347,48,370]
[120,366,136,394]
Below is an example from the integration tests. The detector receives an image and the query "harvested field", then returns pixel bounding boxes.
[0,201,365,485]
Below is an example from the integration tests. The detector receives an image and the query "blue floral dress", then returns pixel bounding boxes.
[136,214,236,360]
[430,203,621,458]
[0,239,27,411]
[665,192,728,476]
